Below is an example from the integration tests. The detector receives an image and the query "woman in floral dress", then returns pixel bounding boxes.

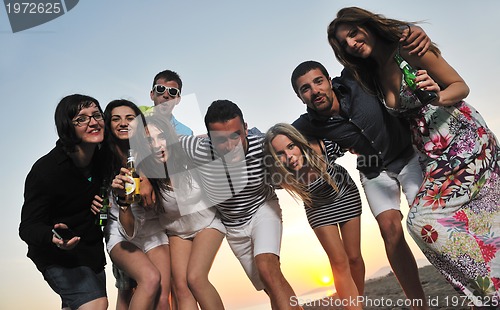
[327,6,500,307]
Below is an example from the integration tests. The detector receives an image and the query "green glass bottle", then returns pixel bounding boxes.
[97,181,109,227]
[394,53,438,105]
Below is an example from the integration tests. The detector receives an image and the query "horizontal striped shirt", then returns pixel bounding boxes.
[305,140,362,228]
[179,134,276,227]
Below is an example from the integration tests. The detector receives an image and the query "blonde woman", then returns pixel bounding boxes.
[264,123,363,309]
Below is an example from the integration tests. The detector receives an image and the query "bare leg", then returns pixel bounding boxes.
[115,289,133,310]
[339,217,365,295]
[255,253,302,310]
[170,236,198,310]
[376,210,428,310]
[110,241,161,310]
[146,244,172,310]
[77,297,108,310]
[187,228,226,309]
[314,223,362,310]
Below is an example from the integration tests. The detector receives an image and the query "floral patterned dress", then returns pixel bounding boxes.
[393,76,500,307]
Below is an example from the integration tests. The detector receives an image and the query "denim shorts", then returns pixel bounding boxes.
[43,265,107,309]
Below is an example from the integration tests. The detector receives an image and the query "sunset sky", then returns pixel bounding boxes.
[1,1,499,309]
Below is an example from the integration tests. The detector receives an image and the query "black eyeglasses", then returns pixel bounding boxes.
[153,84,180,97]
[72,112,104,127]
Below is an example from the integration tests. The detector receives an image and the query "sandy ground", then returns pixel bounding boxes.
[302,265,476,310]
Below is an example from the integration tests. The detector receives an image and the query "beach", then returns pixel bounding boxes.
[302,265,472,310]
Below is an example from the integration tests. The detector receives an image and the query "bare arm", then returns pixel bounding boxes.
[404,49,470,106]
[139,175,155,208]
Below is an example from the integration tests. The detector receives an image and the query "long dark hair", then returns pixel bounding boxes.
[136,115,193,212]
[102,99,146,184]
[327,7,440,95]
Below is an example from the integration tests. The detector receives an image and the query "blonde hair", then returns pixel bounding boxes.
[263,123,338,207]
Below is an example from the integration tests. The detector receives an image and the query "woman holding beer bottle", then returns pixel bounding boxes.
[328,7,500,305]
[93,99,172,310]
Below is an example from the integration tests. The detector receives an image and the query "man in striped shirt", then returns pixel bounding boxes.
[179,100,302,309]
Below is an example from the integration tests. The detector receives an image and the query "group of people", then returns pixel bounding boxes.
[19,6,499,310]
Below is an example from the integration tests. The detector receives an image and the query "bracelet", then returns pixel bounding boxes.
[114,195,130,211]
[114,195,128,205]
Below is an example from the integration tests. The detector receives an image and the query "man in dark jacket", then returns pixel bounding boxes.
[291,61,427,308]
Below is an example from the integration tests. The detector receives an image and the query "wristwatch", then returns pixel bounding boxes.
[114,195,130,211]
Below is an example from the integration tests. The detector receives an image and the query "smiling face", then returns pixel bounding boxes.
[295,68,338,116]
[147,124,169,163]
[208,116,248,163]
[72,103,104,145]
[334,24,374,59]
[110,106,136,140]
[270,134,304,172]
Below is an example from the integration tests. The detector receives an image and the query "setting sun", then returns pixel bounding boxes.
[321,275,332,285]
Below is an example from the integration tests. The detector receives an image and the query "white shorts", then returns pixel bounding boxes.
[163,207,226,240]
[225,198,282,291]
[105,218,169,254]
[360,152,423,218]
[167,214,226,240]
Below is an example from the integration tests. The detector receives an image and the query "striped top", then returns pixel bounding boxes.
[179,134,276,227]
[305,140,362,229]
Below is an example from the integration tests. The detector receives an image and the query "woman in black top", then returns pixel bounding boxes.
[19,94,108,310]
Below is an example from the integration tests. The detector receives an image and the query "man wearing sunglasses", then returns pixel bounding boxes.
[146,69,193,136]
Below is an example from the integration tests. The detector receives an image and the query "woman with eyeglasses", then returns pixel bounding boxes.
[92,99,172,310]
[328,7,500,305]
[263,123,364,309]
[19,94,108,310]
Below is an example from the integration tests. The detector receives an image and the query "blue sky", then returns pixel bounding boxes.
[2,1,500,309]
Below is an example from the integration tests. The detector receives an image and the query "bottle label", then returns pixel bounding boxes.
[399,60,408,69]
[125,177,140,195]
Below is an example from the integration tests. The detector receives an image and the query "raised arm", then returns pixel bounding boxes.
[401,25,431,56]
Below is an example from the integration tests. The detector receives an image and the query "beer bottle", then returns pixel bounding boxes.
[125,149,141,204]
[394,53,438,105]
[97,180,109,227]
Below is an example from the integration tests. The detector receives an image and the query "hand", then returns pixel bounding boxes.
[111,167,133,197]
[90,195,103,215]
[415,69,440,93]
[140,176,156,208]
[52,223,80,250]
[401,25,431,56]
